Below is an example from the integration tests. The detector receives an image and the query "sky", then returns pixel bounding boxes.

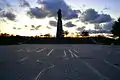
[0,0,120,36]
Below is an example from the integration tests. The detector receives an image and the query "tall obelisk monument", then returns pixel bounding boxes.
[56,9,64,38]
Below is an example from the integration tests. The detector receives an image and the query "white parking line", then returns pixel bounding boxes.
[68,49,74,58]
[104,59,120,70]
[72,49,79,58]
[47,49,54,56]
[83,61,109,80]
[35,64,55,80]
[68,49,79,58]
[73,49,79,53]
[36,48,46,53]
[63,50,67,57]
[19,57,28,62]
[17,49,23,52]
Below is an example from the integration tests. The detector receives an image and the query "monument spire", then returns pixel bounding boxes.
[56,9,64,38]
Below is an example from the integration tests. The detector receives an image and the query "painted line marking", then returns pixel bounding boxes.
[19,57,28,62]
[68,49,79,58]
[68,49,74,58]
[104,59,120,70]
[36,48,46,53]
[83,61,109,80]
[63,50,67,57]
[17,49,23,52]
[47,49,54,56]
[72,49,79,58]
[35,64,55,80]
[73,49,79,53]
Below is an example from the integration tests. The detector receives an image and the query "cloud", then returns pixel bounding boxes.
[80,8,112,23]
[90,14,112,23]
[19,0,30,7]
[13,27,21,30]
[27,0,80,19]
[27,7,49,18]
[64,22,76,27]
[0,0,11,7]
[65,10,79,20]
[49,20,57,27]
[94,24,103,30]
[80,9,99,22]
[13,27,16,29]
[30,29,34,30]
[103,21,114,31]
[86,29,110,33]
[31,25,41,30]
[35,25,41,30]
[46,26,51,29]
[0,8,2,11]
[76,26,85,31]
[3,12,16,21]
[103,7,110,10]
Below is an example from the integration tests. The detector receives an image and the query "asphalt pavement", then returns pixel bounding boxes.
[0,44,120,80]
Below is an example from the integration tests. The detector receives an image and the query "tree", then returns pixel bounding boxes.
[81,31,89,36]
[44,34,51,38]
[64,31,69,36]
[111,17,120,39]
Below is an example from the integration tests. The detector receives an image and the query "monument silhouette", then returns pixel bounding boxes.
[56,9,64,38]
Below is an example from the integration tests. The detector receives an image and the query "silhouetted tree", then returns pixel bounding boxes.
[76,32,80,38]
[44,34,51,38]
[111,17,120,39]
[64,31,69,36]
[81,31,89,36]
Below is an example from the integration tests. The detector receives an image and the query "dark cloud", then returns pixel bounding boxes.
[27,0,80,19]
[31,25,35,28]
[65,10,79,19]
[35,25,41,30]
[80,8,112,23]
[103,21,114,31]
[25,25,27,27]
[90,14,112,23]
[76,26,85,31]
[103,7,110,10]
[19,0,30,7]
[64,22,76,27]
[47,26,51,29]
[49,20,57,27]
[3,12,16,21]
[0,9,3,17]
[94,24,103,30]
[0,8,2,11]
[13,27,21,30]
[13,27,16,29]
[80,9,99,22]
[31,25,41,30]
[86,29,110,33]
[18,28,21,30]
[27,7,49,18]
[30,29,34,30]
